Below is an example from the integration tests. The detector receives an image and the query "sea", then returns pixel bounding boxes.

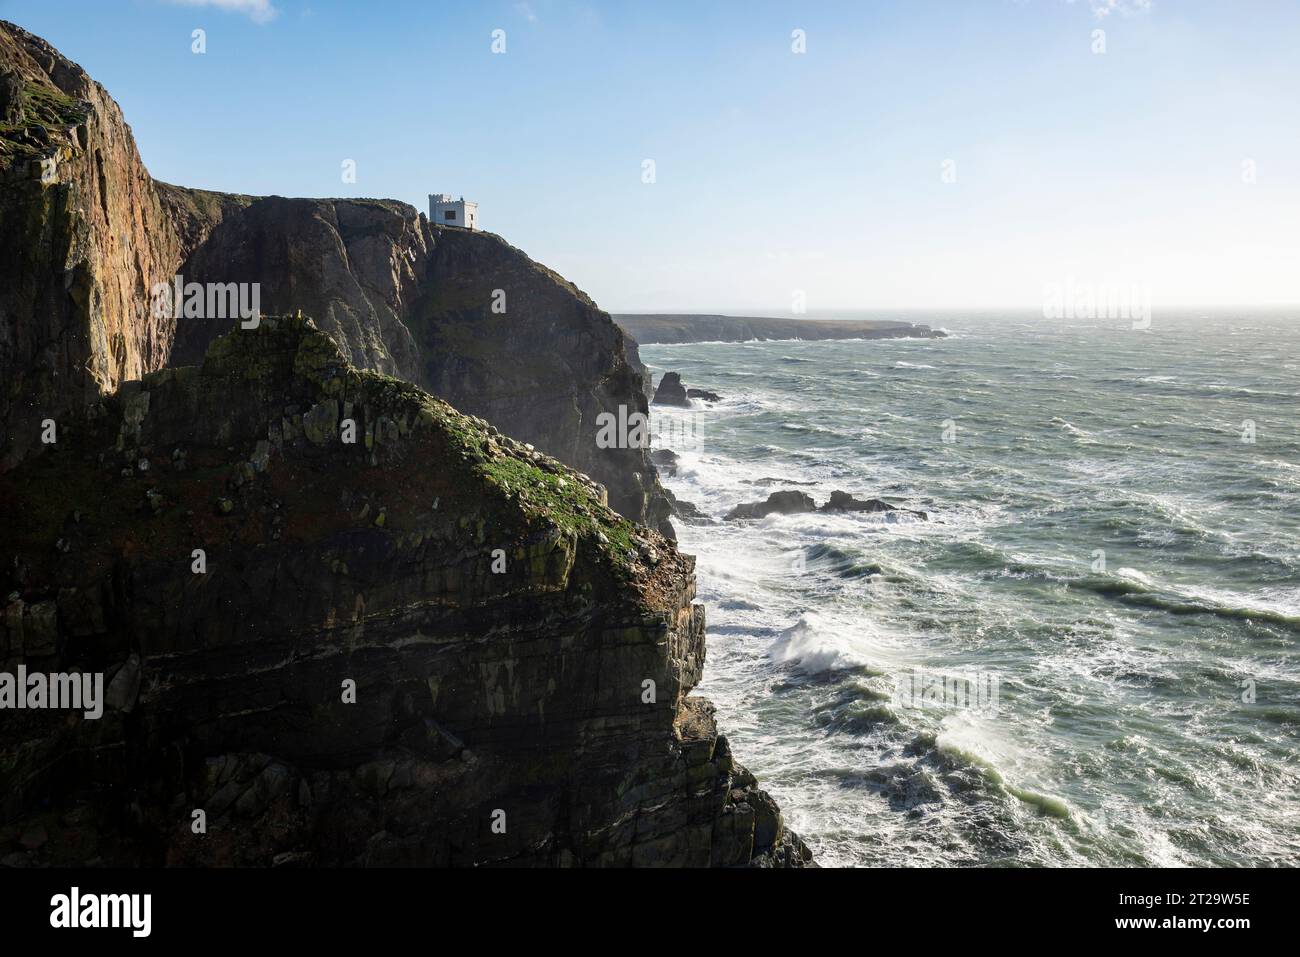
[638,310,1300,867]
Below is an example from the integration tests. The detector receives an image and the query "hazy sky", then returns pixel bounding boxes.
[5,0,1299,312]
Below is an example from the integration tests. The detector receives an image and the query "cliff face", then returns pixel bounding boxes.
[159,190,421,378]
[0,17,669,539]
[0,22,182,469]
[0,318,811,867]
[0,22,810,868]
[160,189,673,539]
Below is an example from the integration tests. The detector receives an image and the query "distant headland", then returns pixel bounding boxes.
[615,313,946,345]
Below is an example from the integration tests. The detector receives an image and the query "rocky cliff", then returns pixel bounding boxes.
[0,22,182,469]
[159,188,672,539]
[0,22,809,867]
[0,317,811,867]
[0,17,669,539]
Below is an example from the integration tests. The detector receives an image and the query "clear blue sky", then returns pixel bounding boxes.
[4,0,1299,311]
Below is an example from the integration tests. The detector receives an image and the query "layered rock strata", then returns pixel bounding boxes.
[0,317,812,867]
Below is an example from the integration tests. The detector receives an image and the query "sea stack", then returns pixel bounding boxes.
[653,371,691,406]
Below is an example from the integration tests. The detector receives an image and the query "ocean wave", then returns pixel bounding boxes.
[1049,417,1099,444]
[768,612,874,673]
[813,691,901,734]
[1005,786,1073,818]
[1200,383,1295,399]
[651,325,1300,867]
[803,542,884,579]
[1073,573,1300,630]
[780,421,840,435]
[979,559,1300,629]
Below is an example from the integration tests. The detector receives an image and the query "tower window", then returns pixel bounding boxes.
[444,210,456,221]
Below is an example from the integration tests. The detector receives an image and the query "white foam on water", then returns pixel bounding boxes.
[640,316,1300,867]
[1114,567,1154,586]
[769,611,876,673]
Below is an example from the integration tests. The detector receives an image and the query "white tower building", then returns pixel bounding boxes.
[429,193,478,230]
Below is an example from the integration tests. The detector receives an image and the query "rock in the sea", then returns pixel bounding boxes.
[743,476,818,487]
[662,486,707,524]
[725,490,817,521]
[651,373,721,406]
[650,448,679,476]
[725,489,928,521]
[652,371,690,406]
[820,490,927,520]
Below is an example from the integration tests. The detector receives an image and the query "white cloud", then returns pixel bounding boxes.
[1074,0,1153,18]
[514,2,538,23]
[165,0,280,24]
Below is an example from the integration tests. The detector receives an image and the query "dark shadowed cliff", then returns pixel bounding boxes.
[0,317,811,866]
[160,190,672,538]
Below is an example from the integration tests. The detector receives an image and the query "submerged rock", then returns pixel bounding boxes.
[743,476,818,487]
[725,489,928,521]
[725,490,817,520]
[650,448,679,476]
[662,486,707,524]
[820,490,927,520]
